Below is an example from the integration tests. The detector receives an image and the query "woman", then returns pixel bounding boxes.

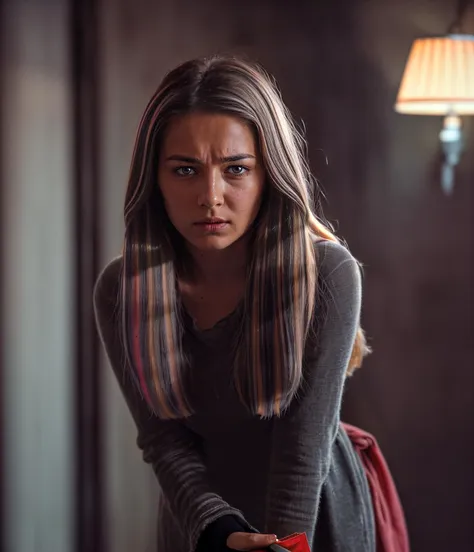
[94,55,375,552]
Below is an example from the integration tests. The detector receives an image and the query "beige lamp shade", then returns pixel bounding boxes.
[395,34,474,115]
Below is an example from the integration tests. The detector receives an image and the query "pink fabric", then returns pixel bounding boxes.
[342,422,410,552]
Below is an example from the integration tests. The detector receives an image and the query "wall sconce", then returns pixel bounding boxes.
[394,34,474,194]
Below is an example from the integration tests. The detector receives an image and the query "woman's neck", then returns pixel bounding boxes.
[185,237,249,286]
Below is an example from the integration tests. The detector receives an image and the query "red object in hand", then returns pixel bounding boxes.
[256,533,311,552]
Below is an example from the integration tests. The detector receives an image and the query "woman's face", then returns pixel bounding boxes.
[158,112,266,252]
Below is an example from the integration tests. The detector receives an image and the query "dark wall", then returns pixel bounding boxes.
[99,0,474,550]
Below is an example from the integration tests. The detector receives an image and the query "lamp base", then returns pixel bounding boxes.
[439,114,463,195]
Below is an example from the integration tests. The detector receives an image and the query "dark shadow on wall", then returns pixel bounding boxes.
[0,0,5,547]
[71,0,104,551]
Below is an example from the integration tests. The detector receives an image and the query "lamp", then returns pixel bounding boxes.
[395,34,474,194]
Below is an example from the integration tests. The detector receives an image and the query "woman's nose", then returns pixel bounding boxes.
[197,170,224,208]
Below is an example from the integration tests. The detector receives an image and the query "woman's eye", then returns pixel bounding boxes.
[175,166,196,176]
[226,165,248,176]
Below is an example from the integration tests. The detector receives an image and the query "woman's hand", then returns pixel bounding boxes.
[227,532,278,551]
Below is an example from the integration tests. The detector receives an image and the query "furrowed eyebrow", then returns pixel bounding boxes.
[165,153,256,164]
[219,154,256,163]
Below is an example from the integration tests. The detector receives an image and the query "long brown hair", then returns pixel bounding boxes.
[121,55,370,419]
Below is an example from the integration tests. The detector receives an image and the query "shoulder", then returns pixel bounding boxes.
[313,239,361,287]
[312,239,362,324]
[93,256,123,323]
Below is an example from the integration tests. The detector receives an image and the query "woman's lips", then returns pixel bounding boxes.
[194,221,229,233]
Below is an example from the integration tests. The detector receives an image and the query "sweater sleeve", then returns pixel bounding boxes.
[262,242,363,544]
[93,258,254,552]
[196,515,251,552]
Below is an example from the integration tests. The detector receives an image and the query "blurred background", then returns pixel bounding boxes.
[1,0,473,551]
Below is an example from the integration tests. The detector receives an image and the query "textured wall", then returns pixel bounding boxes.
[98,1,474,551]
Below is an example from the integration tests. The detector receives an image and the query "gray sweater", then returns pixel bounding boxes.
[94,240,375,552]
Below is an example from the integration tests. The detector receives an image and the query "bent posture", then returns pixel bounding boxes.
[94,55,375,552]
